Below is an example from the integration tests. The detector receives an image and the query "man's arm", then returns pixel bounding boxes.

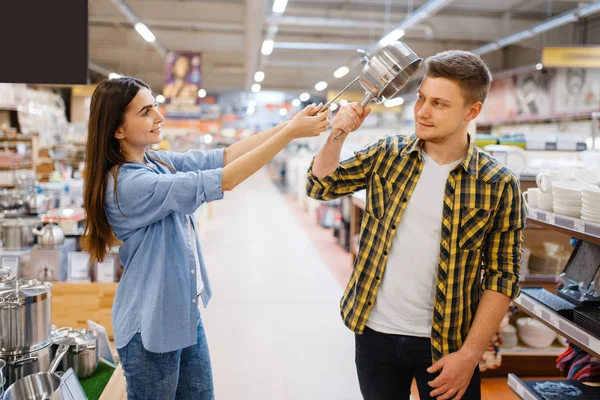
[428,175,525,400]
[223,122,290,166]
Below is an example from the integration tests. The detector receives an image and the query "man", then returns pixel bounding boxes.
[306,50,525,400]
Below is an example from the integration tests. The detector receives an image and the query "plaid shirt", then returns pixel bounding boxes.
[306,134,525,362]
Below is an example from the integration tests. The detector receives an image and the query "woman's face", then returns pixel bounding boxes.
[173,57,191,79]
[116,87,165,150]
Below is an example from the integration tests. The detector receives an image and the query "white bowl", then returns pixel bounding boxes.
[582,187,600,199]
[553,205,582,218]
[516,318,557,348]
[574,169,600,186]
[552,181,597,195]
[582,214,600,224]
[553,193,583,202]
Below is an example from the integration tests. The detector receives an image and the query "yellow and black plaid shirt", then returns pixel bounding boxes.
[306,134,525,362]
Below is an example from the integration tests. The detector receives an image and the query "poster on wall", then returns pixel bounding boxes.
[479,77,517,124]
[552,67,600,115]
[163,51,203,118]
[515,70,554,118]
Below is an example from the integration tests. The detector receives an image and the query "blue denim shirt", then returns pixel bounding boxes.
[105,149,224,353]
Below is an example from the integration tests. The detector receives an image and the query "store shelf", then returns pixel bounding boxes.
[520,273,558,283]
[501,344,565,357]
[526,207,600,246]
[513,292,600,358]
[507,373,541,400]
[0,162,34,170]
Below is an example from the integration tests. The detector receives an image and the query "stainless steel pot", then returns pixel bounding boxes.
[0,344,51,388]
[26,193,51,215]
[51,328,98,379]
[0,359,5,396]
[0,219,38,250]
[324,41,422,141]
[32,221,65,249]
[0,190,26,216]
[0,278,53,355]
[3,344,69,400]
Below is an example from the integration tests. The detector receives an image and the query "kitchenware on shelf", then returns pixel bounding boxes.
[0,344,52,389]
[538,192,553,212]
[322,41,422,142]
[0,278,53,355]
[536,172,571,193]
[574,169,600,186]
[0,219,38,250]
[3,344,69,400]
[516,317,557,349]
[32,219,65,249]
[483,145,528,176]
[51,328,98,379]
[523,188,540,208]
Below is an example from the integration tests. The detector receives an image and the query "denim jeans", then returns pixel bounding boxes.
[117,313,214,400]
[355,326,481,400]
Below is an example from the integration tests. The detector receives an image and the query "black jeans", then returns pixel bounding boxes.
[355,327,481,400]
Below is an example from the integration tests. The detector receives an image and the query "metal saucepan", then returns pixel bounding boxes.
[0,359,5,397]
[3,344,69,400]
[1,345,52,389]
[322,41,423,142]
[51,327,98,379]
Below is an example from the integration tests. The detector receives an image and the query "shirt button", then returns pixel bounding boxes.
[391,225,396,230]
[401,197,407,202]
[192,299,196,303]
[383,251,388,256]
[375,276,380,281]
[191,270,195,274]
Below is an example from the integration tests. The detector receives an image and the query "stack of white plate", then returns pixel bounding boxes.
[582,187,600,223]
[551,181,594,218]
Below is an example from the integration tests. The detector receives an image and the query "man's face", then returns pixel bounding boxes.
[414,76,476,144]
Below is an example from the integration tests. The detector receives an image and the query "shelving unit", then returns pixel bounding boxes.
[509,206,600,398]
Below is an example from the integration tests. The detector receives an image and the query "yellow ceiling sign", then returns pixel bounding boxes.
[542,46,600,68]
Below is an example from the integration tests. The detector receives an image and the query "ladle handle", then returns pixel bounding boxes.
[332,92,374,143]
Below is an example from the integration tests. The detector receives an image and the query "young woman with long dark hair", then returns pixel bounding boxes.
[82,77,328,400]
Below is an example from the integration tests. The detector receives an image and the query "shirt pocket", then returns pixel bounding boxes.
[458,206,491,250]
[365,173,393,220]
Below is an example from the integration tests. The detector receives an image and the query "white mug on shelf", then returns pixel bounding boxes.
[538,192,554,212]
[536,172,570,193]
[523,188,540,208]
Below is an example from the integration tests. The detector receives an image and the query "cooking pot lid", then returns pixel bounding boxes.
[0,278,52,299]
[52,328,97,346]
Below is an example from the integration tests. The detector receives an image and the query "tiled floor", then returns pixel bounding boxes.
[200,169,519,400]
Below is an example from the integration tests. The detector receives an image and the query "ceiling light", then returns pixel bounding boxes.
[134,23,156,43]
[204,134,213,144]
[379,29,405,47]
[292,99,301,107]
[156,95,165,103]
[251,83,261,93]
[108,73,122,80]
[384,97,405,108]
[315,81,328,91]
[339,99,348,106]
[261,40,274,55]
[330,103,338,111]
[299,92,310,102]
[279,108,288,116]
[334,66,349,79]
[536,63,543,70]
[198,89,207,98]
[248,100,257,108]
[254,71,265,82]
[272,0,288,14]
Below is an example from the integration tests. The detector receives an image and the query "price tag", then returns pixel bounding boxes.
[546,213,555,225]
[533,304,543,318]
[588,336,600,354]
[574,219,586,232]
[95,258,115,283]
[68,252,90,282]
[549,314,560,327]
[517,384,526,398]
[87,320,117,367]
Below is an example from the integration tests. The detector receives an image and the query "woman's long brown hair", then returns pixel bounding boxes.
[82,77,150,262]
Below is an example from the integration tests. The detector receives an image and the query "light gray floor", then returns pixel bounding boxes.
[199,169,363,400]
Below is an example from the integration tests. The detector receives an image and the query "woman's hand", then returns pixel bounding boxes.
[286,104,330,139]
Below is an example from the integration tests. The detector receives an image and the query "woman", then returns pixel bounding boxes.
[82,77,328,400]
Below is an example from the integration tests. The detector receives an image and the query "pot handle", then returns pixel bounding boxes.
[332,92,374,143]
[32,225,43,237]
[0,299,24,309]
[48,343,69,373]
[9,354,38,367]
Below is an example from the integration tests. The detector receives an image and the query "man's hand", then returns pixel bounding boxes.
[331,102,371,136]
[427,349,479,400]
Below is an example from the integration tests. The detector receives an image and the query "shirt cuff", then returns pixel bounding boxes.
[201,168,224,203]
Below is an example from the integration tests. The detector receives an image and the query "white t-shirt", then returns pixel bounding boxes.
[188,216,204,296]
[366,151,463,337]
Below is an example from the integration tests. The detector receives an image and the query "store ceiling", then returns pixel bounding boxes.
[88,0,591,97]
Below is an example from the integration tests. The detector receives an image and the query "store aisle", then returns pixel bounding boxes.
[199,169,362,400]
